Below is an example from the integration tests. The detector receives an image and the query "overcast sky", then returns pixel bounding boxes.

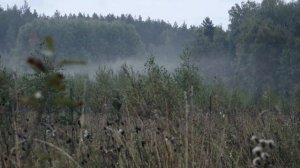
[0,0,293,28]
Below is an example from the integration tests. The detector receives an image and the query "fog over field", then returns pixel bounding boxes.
[61,55,182,78]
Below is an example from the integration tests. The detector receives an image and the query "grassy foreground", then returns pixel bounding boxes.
[0,53,300,168]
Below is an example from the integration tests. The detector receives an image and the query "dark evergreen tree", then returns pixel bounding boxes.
[201,17,215,41]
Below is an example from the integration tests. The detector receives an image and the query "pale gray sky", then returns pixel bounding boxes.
[0,0,293,28]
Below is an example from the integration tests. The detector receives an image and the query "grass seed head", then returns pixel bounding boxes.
[34,91,43,99]
[259,139,267,148]
[265,140,275,149]
[118,128,125,135]
[251,135,259,144]
[252,146,263,156]
[261,152,270,161]
[253,157,262,167]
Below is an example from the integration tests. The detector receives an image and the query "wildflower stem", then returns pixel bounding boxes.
[34,138,82,168]
[184,91,189,168]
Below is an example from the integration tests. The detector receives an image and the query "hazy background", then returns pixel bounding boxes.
[0,0,299,93]
[1,0,288,29]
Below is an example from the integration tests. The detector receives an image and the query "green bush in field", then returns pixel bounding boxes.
[0,59,13,110]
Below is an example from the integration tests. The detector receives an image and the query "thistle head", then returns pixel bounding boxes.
[251,135,259,144]
[261,152,270,161]
[252,157,262,167]
[252,146,263,156]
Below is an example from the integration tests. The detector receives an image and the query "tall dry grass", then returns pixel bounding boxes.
[0,53,300,167]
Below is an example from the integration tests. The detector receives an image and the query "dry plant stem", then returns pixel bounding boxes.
[208,94,213,167]
[1,153,17,167]
[190,86,194,168]
[154,132,162,168]
[33,138,82,168]
[105,126,140,168]
[13,77,21,168]
[79,79,87,143]
[184,91,189,168]
[13,121,21,168]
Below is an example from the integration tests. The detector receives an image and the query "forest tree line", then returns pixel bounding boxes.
[0,1,194,59]
[0,0,300,96]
